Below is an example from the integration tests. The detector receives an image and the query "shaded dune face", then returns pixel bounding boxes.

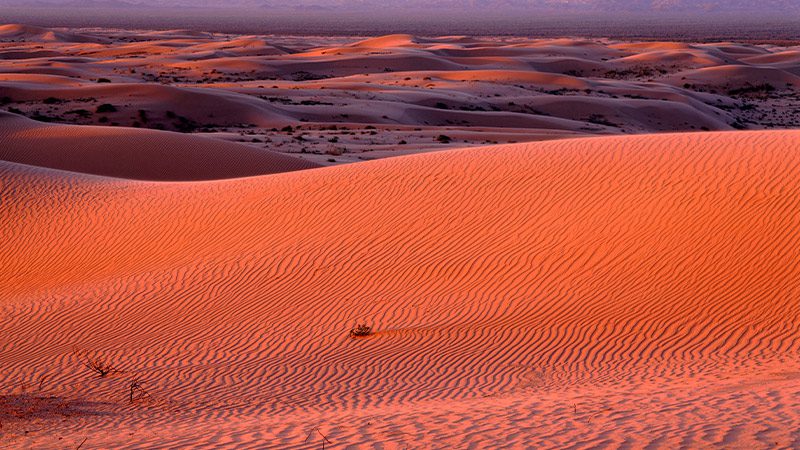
[2,131,800,447]
[0,112,319,180]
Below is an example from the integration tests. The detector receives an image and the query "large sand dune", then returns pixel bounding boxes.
[2,130,800,448]
[0,112,317,180]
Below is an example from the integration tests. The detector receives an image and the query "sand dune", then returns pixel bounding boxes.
[186,38,291,57]
[0,112,317,180]
[0,24,104,44]
[669,64,800,90]
[1,79,295,128]
[2,130,800,448]
[349,34,429,48]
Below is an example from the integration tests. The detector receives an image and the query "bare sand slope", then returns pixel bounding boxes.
[0,112,318,180]
[2,131,800,448]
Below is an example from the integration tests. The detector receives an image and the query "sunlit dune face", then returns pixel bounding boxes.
[3,130,800,447]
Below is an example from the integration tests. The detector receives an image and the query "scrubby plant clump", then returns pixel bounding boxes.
[349,324,372,338]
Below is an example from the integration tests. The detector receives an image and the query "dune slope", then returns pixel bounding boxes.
[2,131,800,448]
[0,112,318,180]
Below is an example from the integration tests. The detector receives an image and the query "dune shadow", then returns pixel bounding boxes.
[0,393,113,425]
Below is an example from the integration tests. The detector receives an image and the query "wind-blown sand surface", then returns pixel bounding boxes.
[0,111,318,180]
[2,25,800,164]
[3,129,800,448]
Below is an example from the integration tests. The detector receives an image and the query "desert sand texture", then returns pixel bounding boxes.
[2,129,800,448]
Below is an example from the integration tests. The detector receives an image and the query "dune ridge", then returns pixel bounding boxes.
[0,112,318,180]
[2,130,800,448]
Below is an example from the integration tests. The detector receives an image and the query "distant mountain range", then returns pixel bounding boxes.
[3,0,798,13]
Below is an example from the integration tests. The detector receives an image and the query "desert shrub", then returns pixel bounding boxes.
[436,134,452,143]
[325,146,344,156]
[290,71,326,81]
[30,112,58,122]
[728,83,776,96]
[73,348,122,378]
[172,115,200,133]
[586,114,618,127]
[66,109,92,118]
[349,324,372,338]
[43,97,62,104]
[97,78,111,83]
[96,103,117,113]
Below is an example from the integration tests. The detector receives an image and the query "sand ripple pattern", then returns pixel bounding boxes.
[2,131,800,448]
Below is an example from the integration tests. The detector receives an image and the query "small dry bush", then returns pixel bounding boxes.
[349,324,372,338]
[73,348,122,378]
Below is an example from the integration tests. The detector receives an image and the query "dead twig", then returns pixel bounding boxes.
[305,427,332,449]
[38,374,48,392]
[128,377,152,404]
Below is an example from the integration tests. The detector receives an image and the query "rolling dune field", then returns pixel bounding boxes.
[2,25,800,166]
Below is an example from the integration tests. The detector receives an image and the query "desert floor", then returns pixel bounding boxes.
[2,25,800,449]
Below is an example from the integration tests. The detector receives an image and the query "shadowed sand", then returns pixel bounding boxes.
[2,130,800,448]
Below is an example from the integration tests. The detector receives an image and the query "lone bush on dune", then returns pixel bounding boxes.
[73,348,122,378]
[349,324,372,338]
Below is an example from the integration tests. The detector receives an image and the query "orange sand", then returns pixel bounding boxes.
[0,112,317,180]
[2,130,800,448]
